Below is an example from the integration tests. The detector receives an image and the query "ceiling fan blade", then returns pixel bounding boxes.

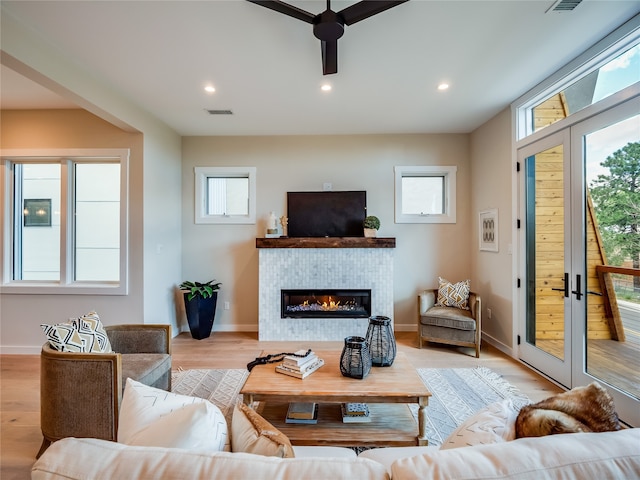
[321,40,338,75]
[339,0,409,26]
[246,0,315,24]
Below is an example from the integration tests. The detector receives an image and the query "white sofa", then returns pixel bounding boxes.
[32,379,640,479]
[32,428,639,479]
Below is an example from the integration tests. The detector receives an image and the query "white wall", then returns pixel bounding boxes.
[181,134,472,333]
[1,10,183,352]
[470,108,515,353]
[142,127,183,332]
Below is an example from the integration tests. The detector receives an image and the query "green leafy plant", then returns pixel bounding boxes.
[363,215,380,230]
[179,280,222,301]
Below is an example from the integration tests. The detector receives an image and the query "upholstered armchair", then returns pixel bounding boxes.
[38,324,172,458]
[417,289,481,358]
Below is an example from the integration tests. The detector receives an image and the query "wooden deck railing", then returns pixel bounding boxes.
[595,265,640,342]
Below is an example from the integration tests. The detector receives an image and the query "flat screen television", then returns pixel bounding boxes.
[287,191,366,237]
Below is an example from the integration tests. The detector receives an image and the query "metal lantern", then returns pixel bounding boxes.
[340,336,372,379]
[365,315,396,366]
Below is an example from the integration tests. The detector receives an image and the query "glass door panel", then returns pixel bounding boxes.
[582,114,640,401]
[519,130,572,388]
[526,145,567,360]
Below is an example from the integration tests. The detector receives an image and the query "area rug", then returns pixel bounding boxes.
[171,366,529,447]
[171,368,249,427]
[413,367,530,446]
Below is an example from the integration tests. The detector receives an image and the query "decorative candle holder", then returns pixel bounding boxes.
[365,315,396,366]
[339,336,372,379]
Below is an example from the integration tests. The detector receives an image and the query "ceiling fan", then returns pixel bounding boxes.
[246,0,409,75]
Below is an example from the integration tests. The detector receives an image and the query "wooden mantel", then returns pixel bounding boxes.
[256,237,396,249]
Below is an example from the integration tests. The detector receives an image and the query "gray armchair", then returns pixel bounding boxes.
[37,324,171,458]
[418,289,481,358]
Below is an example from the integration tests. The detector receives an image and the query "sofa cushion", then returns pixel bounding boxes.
[390,429,640,480]
[440,398,522,449]
[436,277,470,310]
[118,378,228,452]
[359,446,438,476]
[232,402,294,458]
[420,306,475,330]
[31,437,390,480]
[292,446,357,459]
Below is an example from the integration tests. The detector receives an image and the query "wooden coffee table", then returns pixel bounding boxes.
[240,351,431,447]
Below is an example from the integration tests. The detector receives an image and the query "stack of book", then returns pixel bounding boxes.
[285,402,318,424]
[341,402,371,423]
[275,350,324,379]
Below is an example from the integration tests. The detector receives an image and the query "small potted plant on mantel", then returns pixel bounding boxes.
[179,279,222,340]
[363,215,380,238]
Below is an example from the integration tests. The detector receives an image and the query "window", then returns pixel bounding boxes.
[515,31,640,140]
[1,149,129,294]
[195,167,256,224]
[394,166,457,224]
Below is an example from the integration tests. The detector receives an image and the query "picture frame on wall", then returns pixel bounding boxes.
[479,208,498,252]
[23,199,52,227]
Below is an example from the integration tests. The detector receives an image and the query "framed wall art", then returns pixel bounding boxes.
[479,208,498,252]
[23,199,52,227]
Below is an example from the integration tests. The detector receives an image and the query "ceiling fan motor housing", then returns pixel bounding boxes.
[313,10,344,41]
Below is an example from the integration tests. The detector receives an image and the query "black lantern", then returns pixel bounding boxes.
[339,336,372,379]
[365,315,396,366]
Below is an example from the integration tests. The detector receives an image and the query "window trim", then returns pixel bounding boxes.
[194,166,256,224]
[394,165,457,224]
[1,149,129,295]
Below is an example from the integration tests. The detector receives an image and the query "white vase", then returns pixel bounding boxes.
[364,228,377,238]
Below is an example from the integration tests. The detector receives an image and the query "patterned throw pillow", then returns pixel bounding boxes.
[70,311,112,353]
[41,311,112,353]
[41,323,86,352]
[436,277,471,310]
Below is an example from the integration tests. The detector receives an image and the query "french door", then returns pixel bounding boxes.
[519,130,572,387]
[518,97,640,426]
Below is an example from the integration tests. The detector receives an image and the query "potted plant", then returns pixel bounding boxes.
[179,280,222,340]
[363,215,380,238]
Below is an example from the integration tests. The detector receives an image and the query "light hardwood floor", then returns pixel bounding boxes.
[1,331,562,479]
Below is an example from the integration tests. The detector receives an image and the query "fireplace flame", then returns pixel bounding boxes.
[320,297,341,310]
[288,296,356,312]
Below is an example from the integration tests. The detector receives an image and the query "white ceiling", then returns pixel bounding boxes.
[1,1,639,136]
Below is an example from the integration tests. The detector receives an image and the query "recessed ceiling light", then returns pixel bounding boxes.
[321,84,332,92]
[204,85,216,93]
[438,83,450,91]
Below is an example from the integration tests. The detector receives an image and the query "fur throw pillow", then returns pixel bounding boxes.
[515,381,620,438]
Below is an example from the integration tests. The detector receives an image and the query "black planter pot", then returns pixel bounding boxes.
[183,292,218,340]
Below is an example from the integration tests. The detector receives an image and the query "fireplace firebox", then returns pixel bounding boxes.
[281,289,372,319]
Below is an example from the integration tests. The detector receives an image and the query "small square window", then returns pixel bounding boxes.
[195,167,256,224]
[394,166,456,223]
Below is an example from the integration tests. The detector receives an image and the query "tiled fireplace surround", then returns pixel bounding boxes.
[257,238,395,341]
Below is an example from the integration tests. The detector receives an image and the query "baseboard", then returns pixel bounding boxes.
[214,323,256,332]
[481,332,514,358]
[0,345,41,355]
[179,324,257,334]
[393,323,416,332]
